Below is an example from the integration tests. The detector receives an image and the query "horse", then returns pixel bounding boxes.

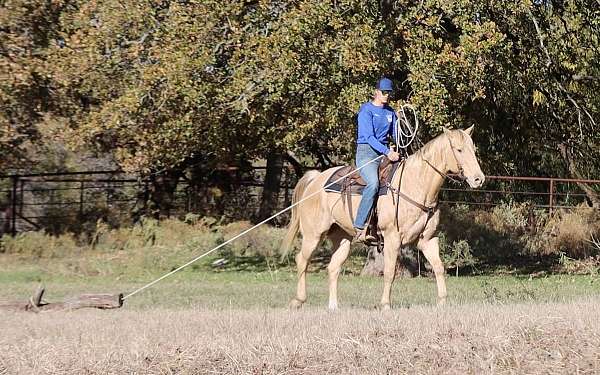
[280,127,485,310]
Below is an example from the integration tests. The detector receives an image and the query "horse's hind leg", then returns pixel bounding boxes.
[327,228,352,310]
[290,235,321,309]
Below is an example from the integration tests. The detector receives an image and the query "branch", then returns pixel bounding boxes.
[528,9,598,132]
[283,151,304,178]
[572,75,599,81]
[528,9,552,67]
[121,32,149,46]
[556,80,597,129]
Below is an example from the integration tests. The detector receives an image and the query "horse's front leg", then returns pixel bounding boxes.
[417,236,447,305]
[380,232,401,310]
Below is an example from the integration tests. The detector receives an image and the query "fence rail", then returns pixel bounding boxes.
[439,175,600,212]
[1,168,598,236]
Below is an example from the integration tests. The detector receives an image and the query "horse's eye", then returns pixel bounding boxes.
[457,149,463,153]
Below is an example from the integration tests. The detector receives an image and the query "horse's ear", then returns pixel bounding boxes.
[442,127,451,136]
[464,125,475,137]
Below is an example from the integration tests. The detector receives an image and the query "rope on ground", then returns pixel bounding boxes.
[122,154,385,300]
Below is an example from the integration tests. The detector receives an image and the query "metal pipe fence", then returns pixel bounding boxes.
[439,175,600,212]
[0,168,598,236]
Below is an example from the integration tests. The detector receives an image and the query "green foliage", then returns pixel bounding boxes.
[2,0,598,179]
[0,0,71,169]
[439,234,476,276]
[439,203,600,272]
[1,0,599,246]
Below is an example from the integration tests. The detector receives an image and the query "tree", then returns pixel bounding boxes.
[2,0,598,216]
[0,0,74,170]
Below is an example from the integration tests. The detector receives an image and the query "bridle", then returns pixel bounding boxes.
[387,130,468,234]
[422,132,466,184]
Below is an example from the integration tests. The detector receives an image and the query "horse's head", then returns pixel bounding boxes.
[442,126,485,188]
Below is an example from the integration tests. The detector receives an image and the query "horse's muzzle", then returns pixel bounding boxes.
[467,174,485,188]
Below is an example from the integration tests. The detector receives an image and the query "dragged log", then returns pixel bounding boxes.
[0,286,123,313]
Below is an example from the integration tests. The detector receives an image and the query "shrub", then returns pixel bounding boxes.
[439,232,476,276]
[220,221,288,258]
[472,202,529,236]
[534,207,600,258]
[439,201,600,272]
[1,231,78,258]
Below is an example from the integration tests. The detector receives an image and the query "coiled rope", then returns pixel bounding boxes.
[394,104,419,150]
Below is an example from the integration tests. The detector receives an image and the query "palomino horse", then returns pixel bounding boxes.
[281,127,485,310]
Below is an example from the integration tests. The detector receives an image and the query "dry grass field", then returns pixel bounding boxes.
[1,268,600,374]
[1,298,600,374]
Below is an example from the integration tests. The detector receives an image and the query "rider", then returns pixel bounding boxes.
[353,77,400,242]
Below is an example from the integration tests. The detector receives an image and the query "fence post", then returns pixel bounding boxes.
[79,181,85,216]
[184,181,191,213]
[283,167,290,207]
[106,181,110,207]
[549,178,554,213]
[11,175,18,237]
[19,179,24,216]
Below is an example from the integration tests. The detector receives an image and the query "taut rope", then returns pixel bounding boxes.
[122,154,385,300]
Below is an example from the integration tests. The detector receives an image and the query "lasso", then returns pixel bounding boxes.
[394,104,419,150]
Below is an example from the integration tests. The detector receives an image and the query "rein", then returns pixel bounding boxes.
[388,132,466,233]
[388,161,438,233]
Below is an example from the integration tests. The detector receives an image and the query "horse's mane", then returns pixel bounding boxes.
[410,131,447,161]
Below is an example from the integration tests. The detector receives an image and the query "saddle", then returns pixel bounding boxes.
[324,159,402,247]
[324,158,401,196]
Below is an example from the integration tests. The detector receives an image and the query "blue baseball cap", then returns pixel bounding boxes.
[376,78,393,91]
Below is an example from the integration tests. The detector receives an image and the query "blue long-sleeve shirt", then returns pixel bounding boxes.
[356,101,397,154]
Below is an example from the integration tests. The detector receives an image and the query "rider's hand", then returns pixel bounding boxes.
[387,150,400,162]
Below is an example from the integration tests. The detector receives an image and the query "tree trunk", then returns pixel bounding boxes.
[361,245,421,278]
[558,144,600,208]
[147,169,183,219]
[361,246,385,276]
[257,151,284,222]
[283,151,304,179]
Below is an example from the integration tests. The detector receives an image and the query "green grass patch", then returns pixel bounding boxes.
[2,261,599,310]
[1,215,600,311]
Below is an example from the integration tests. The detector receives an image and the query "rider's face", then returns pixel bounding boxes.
[376,89,391,103]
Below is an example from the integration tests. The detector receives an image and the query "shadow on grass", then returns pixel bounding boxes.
[438,203,570,276]
[187,249,336,273]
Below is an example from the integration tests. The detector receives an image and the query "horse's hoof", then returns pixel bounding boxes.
[328,301,338,311]
[380,303,391,311]
[289,298,304,309]
[437,297,447,306]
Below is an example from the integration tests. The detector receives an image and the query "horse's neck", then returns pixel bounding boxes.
[396,138,447,205]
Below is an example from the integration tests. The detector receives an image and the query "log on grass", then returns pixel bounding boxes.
[0,287,123,313]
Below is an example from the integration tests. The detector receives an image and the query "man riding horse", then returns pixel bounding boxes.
[354,77,400,242]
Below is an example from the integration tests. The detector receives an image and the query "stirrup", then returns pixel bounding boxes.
[353,228,377,244]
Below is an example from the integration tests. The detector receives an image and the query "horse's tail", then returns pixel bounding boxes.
[280,169,321,260]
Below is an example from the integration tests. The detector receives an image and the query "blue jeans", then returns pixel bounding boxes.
[353,144,382,229]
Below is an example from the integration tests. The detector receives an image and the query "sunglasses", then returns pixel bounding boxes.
[380,90,392,96]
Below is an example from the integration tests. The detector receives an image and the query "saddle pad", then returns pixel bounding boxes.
[324,161,401,196]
